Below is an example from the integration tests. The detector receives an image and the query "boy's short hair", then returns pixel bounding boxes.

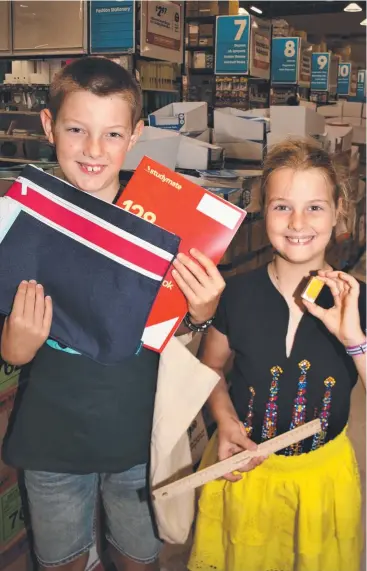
[49,57,142,129]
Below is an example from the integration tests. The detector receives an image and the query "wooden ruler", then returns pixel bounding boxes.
[152,419,321,501]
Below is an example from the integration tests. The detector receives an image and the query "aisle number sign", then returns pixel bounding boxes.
[271,37,300,84]
[337,62,351,96]
[90,0,135,53]
[311,52,330,91]
[215,15,250,75]
[357,70,366,101]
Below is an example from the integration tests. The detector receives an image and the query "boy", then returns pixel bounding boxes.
[1,58,225,571]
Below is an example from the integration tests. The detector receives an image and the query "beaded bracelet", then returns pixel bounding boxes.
[346,339,367,356]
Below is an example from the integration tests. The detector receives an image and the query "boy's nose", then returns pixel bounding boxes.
[84,136,103,159]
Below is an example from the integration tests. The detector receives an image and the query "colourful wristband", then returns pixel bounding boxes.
[346,339,367,356]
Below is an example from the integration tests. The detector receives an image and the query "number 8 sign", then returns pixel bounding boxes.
[271,37,300,84]
[311,52,330,91]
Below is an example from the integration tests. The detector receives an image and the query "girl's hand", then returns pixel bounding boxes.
[1,280,53,365]
[302,270,365,347]
[217,416,265,482]
[172,249,225,324]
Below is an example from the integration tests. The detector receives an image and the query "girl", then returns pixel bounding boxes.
[188,139,366,571]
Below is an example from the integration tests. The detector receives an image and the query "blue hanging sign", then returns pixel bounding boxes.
[337,62,351,96]
[356,70,366,101]
[215,15,250,75]
[90,0,135,54]
[311,52,330,91]
[271,37,300,84]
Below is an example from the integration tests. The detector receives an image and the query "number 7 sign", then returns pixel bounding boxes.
[215,15,250,75]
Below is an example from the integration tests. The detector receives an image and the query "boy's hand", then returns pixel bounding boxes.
[1,280,53,365]
[172,249,225,323]
[217,416,265,482]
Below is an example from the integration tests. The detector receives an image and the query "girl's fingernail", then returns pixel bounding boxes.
[172,270,177,277]
[37,284,43,289]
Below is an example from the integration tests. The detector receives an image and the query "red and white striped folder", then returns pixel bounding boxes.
[0,166,180,364]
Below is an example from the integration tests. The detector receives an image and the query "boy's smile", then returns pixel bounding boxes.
[41,90,143,203]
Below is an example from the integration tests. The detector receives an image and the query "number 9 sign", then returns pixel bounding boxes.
[311,52,330,91]
[317,55,328,70]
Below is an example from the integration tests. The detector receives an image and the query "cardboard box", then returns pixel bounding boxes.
[149,102,207,134]
[343,116,362,127]
[317,101,344,118]
[270,106,325,138]
[176,136,223,170]
[123,127,180,171]
[214,108,266,161]
[325,123,353,153]
[343,101,363,118]
[352,127,366,145]
[188,412,208,467]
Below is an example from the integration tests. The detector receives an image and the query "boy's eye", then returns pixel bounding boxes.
[108,132,123,139]
[67,127,83,134]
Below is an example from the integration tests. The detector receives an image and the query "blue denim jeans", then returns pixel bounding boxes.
[25,464,161,567]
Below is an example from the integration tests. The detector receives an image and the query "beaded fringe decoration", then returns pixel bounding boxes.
[311,376,336,450]
[285,359,311,456]
[261,366,283,441]
[244,386,256,437]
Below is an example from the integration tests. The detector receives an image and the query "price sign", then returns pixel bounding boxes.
[337,62,351,96]
[271,37,300,84]
[311,52,330,91]
[90,0,135,54]
[215,15,250,75]
[357,70,366,101]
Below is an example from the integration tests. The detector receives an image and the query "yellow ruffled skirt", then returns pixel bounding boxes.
[188,429,362,571]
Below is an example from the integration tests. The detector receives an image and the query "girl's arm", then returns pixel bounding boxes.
[200,326,264,481]
[303,271,366,389]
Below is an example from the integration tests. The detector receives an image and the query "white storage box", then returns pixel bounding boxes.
[149,102,207,134]
[123,127,180,171]
[270,106,325,138]
[343,101,363,118]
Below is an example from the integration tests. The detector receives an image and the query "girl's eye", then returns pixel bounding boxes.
[67,127,82,134]
[309,205,323,212]
[274,205,289,211]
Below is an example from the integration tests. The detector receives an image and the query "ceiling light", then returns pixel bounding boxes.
[344,3,362,12]
[361,18,367,24]
[250,5,263,14]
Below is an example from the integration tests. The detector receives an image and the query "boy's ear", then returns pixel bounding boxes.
[40,109,55,145]
[128,120,144,151]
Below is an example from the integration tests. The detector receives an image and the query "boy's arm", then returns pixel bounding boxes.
[1,281,53,366]
[173,249,225,337]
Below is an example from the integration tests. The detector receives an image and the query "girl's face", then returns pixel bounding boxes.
[265,168,337,265]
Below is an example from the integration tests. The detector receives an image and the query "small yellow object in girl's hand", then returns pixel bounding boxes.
[301,276,325,303]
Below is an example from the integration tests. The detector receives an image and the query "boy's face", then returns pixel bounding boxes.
[41,91,143,202]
